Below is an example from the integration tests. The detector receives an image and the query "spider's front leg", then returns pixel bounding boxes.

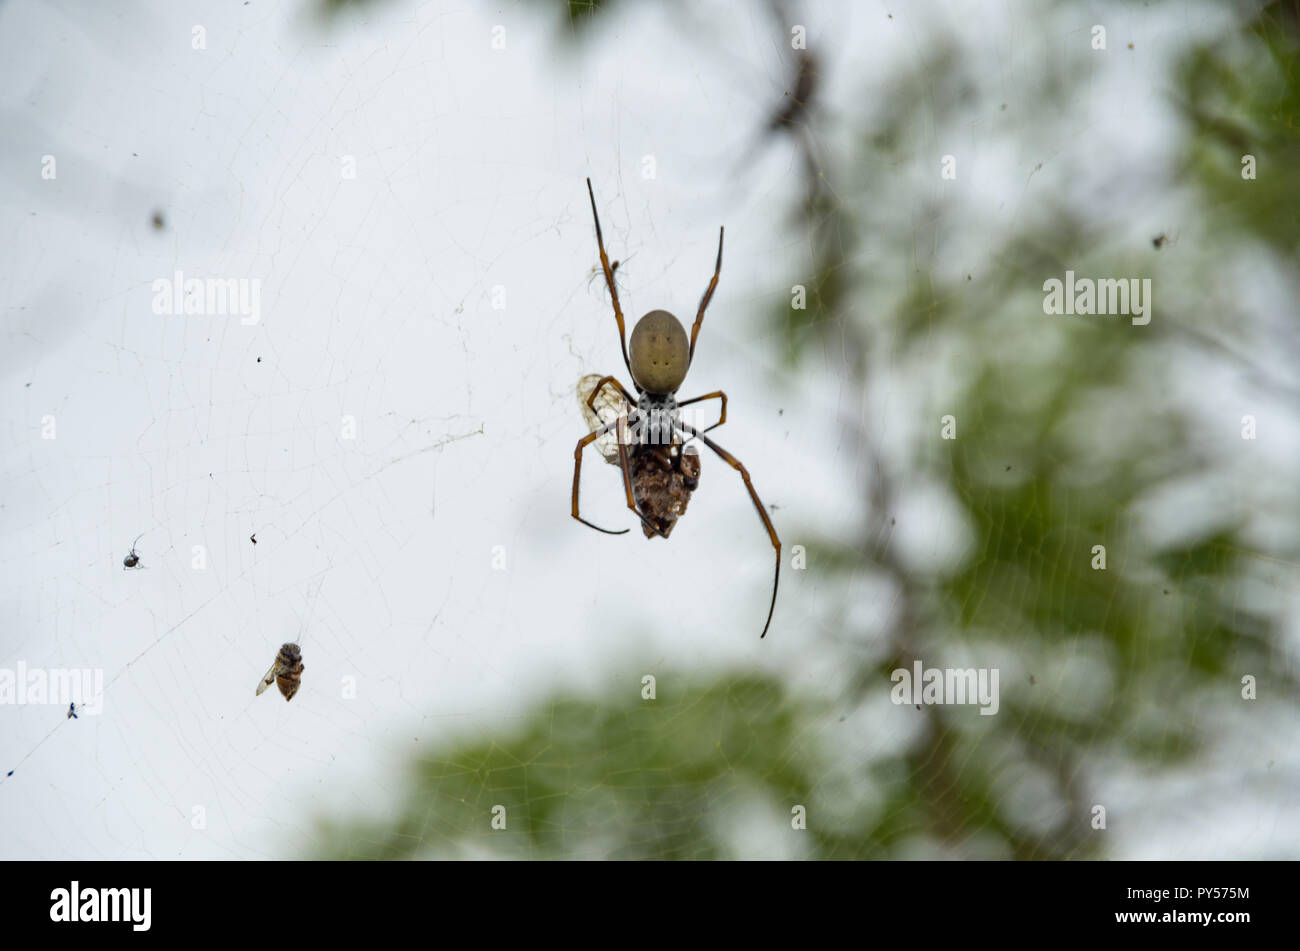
[586,178,635,381]
[584,375,638,416]
[677,390,727,435]
[687,227,724,363]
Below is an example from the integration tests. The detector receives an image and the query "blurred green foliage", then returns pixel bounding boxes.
[313,1,1300,858]
[1179,1,1300,256]
[315,676,824,859]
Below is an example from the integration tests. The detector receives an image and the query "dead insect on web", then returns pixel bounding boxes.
[627,443,701,539]
[255,642,305,702]
[573,179,782,638]
[577,372,631,466]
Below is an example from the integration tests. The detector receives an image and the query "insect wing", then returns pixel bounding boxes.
[255,660,279,696]
[577,374,631,465]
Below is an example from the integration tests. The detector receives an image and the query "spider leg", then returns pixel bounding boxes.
[573,417,665,538]
[677,423,780,638]
[585,374,637,415]
[586,179,635,384]
[687,226,724,364]
[616,415,669,539]
[677,390,727,435]
[573,421,629,535]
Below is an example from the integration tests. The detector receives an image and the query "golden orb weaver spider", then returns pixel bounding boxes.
[572,179,781,639]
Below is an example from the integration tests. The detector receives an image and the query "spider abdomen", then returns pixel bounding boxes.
[629,310,690,394]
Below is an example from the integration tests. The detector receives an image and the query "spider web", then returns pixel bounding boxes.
[2,0,1298,861]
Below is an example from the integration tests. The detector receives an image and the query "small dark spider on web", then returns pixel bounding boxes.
[573,179,782,638]
[122,533,145,569]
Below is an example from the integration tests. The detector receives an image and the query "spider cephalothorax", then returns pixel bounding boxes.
[572,178,781,638]
[578,381,702,538]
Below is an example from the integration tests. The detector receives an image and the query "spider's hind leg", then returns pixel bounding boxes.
[573,416,667,539]
[573,423,630,536]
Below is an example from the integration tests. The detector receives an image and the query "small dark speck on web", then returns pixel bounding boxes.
[151,211,165,230]
[915,704,921,711]
[6,770,12,777]
[1163,589,1169,595]
[890,517,896,525]
[778,408,784,416]
[1006,465,1012,471]
[257,357,261,363]
[250,533,257,545]
[25,383,30,388]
